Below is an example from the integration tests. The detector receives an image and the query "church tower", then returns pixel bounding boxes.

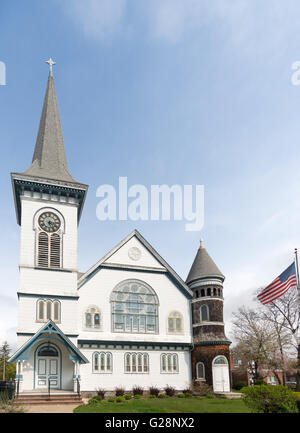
[186,240,231,392]
[11,60,88,341]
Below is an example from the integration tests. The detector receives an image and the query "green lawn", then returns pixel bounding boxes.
[74,396,252,413]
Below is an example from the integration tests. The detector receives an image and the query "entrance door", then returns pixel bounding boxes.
[36,345,60,389]
[212,356,230,392]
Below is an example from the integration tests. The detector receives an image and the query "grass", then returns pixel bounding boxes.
[74,396,251,413]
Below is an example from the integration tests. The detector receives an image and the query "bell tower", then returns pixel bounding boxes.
[11,60,88,336]
[186,240,231,392]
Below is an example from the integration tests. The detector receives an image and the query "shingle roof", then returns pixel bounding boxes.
[22,72,78,183]
[186,240,224,284]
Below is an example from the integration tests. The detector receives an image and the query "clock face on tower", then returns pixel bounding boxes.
[38,212,61,233]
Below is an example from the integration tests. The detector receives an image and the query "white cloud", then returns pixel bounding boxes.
[61,0,127,41]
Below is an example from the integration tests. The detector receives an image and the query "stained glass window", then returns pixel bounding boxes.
[111,280,158,334]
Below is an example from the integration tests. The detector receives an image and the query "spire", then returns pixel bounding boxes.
[186,241,224,285]
[23,63,77,183]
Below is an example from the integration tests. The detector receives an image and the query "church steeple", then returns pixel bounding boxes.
[23,63,77,183]
[11,60,88,225]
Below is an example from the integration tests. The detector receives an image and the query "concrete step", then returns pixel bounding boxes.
[15,393,83,405]
[16,400,83,405]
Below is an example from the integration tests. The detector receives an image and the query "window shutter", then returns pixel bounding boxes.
[50,233,60,268]
[38,232,49,267]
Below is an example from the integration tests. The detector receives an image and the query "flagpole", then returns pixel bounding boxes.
[295,248,300,299]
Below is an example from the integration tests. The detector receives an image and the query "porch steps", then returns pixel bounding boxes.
[14,392,83,405]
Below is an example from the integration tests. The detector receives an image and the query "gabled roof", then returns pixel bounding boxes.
[8,320,88,364]
[186,240,224,285]
[78,229,193,298]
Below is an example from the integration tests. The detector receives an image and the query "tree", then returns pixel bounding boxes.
[257,287,300,391]
[0,341,11,381]
[231,306,279,381]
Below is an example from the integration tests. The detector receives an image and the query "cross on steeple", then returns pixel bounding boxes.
[46,58,56,75]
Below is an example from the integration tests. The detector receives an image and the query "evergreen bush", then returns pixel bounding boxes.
[233,381,247,390]
[241,385,298,413]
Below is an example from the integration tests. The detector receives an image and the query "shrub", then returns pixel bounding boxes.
[124,394,132,400]
[88,396,103,405]
[158,394,166,399]
[177,393,185,398]
[96,388,106,399]
[206,394,216,399]
[253,379,266,386]
[132,385,144,396]
[241,385,298,413]
[149,386,160,397]
[216,394,227,399]
[134,394,142,399]
[115,387,125,397]
[182,388,193,395]
[233,381,248,391]
[116,396,124,403]
[184,392,193,398]
[164,385,176,397]
[149,394,156,399]
[193,382,213,397]
[107,398,115,403]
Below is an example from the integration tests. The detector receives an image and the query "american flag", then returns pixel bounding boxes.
[257,262,298,305]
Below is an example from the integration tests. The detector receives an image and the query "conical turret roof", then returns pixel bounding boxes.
[23,71,77,183]
[186,240,224,285]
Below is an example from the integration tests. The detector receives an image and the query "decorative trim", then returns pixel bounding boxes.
[101,263,167,273]
[78,339,192,351]
[17,332,78,337]
[11,174,88,225]
[189,279,223,289]
[17,292,79,300]
[194,340,231,346]
[192,297,223,303]
[193,321,224,327]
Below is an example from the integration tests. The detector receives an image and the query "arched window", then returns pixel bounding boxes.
[84,306,101,329]
[38,300,44,321]
[38,345,58,357]
[214,356,228,365]
[111,280,159,334]
[125,352,149,373]
[35,210,63,269]
[200,305,209,322]
[93,352,112,373]
[201,289,205,297]
[36,299,61,323]
[161,353,179,373]
[53,301,60,322]
[196,362,205,380]
[167,311,183,333]
[207,288,211,296]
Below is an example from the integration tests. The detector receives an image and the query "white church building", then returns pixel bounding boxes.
[9,64,231,396]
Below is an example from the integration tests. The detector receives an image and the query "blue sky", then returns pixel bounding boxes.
[1,0,300,348]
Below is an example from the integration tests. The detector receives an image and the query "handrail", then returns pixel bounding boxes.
[76,378,80,397]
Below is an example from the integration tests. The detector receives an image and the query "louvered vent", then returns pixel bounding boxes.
[38,232,49,267]
[50,233,60,268]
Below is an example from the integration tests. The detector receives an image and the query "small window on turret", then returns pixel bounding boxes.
[200,305,209,322]
[207,288,211,296]
[201,289,205,297]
